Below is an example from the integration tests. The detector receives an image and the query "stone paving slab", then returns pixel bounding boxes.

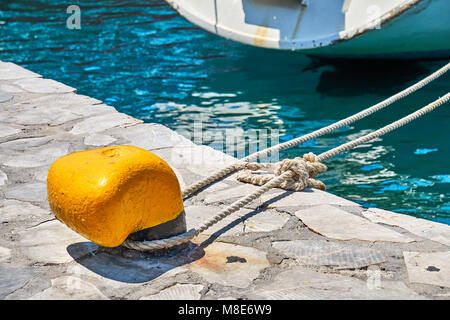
[259,188,360,208]
[245,267,425,300]
[0,61,449,300]
[12,78,76,94]
[18,220,99,264]
[2,143,70,168]
[363,208,450,246]
[26,93,102,107]
[295,205,415,243]
[0,170,7,186]
[0,247,11,263]
[83,133,117,147]
[0,61,41,80]
[0,124,21,139]
[0,199,50,223]
[0,136,55,151]
[403,251,450,288]
[106,123,195,151]
[139,283,204,300]
[70,112,143,135]
[0,84,25,93]
[4,182,48,203]
[272,240,387,269]
[2,102,83,126]
[29,276,108,300]
[0,93,13,103]
[185,205,246,237]
[0,267,37,299]
[242,209,290,233]
[203,183,261,205]
[187,241,270,289]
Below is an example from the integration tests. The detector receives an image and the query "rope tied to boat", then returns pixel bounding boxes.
[236,152,327,191]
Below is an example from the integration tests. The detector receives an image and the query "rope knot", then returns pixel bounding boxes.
[236,152,327,191]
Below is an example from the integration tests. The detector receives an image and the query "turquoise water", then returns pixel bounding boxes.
[1,1,449,223]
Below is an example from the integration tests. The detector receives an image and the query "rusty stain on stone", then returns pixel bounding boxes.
[188,241,269,288]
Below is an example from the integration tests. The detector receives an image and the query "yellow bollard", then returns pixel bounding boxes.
[47,145,184,247]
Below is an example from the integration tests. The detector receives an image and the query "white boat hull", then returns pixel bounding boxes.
[165,0,450,59]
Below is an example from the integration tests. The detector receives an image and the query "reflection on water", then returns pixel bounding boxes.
[314,60,433,96]
[0,0,449,223]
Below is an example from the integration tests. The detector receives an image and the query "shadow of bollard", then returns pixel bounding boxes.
[66,241,205,284]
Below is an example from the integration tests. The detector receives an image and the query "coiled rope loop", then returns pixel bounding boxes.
[236,152,327,191]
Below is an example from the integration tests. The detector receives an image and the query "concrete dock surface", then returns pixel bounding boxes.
[0,61,449,300]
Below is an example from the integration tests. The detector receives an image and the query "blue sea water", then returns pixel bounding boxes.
[0,1,449,223]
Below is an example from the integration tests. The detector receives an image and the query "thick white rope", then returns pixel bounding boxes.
[317,93,450,161]
[181,63,449,199]
[122,93,449,251]
[237,93,450,187]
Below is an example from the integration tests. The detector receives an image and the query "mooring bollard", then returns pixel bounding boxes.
[47,145,186,249]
